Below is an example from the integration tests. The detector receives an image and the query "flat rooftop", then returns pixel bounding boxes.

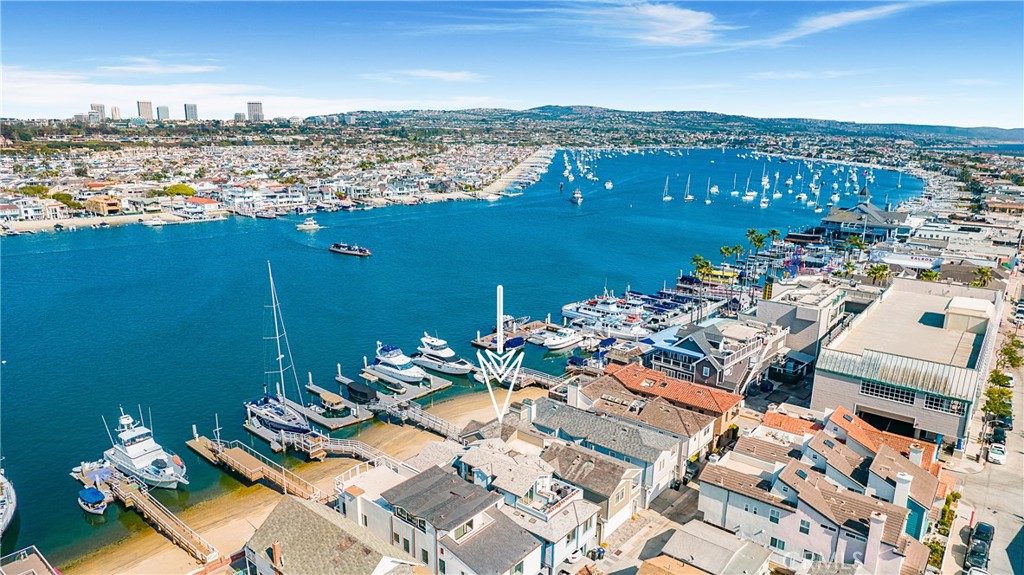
[834,290,982,368]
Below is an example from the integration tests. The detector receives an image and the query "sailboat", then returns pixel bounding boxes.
[704,178,712,204]
[683,175,694,202]
[897,172,902,188]
[730,174,740,196]
[759,187,770,209]
[243,262,313,434]
[662,176,673,202]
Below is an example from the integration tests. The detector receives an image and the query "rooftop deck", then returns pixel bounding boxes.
[832,290,982,368]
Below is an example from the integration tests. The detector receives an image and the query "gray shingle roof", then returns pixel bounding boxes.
[381,466,501,532]
[439,511,540,574]
[502,499,600,542]
[541,442,639,499]
[733,435,803,466]
[460,439,553,497]
[661,520,772,575]
[531,398,677,463]
[246,496,418,575]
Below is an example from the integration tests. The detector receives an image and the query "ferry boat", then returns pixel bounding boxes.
[329,243,372,257]
[570,188,583,205]
[561,290,647,323]
[243,263,313,435]
[0,465,15,534]
[544,328,584,351]
[103,407,189,489]
[77,487,109,515]
[411,333,474,375]
[296,217,322,231]
[374,342,427,383]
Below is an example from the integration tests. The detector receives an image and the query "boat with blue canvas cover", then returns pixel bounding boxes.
[77,487,108,515]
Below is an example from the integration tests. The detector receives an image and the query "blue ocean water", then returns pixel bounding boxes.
[0,148,922,563]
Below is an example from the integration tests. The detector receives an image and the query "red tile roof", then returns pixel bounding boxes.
[607,363,743,415]
[761,411,822,436]
[828,406,939,476]
[186,197,218,204]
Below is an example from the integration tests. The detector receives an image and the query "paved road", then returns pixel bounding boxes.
[952,279,1024,575]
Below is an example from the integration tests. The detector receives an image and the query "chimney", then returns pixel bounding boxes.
[523,398,536,423]
[908,444,924,467]
[893,471,913,508]
[271,541,284,569]
[864,512,886,574]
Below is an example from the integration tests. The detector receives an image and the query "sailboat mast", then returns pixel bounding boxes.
[267,261,308,424]
[267,262,286,400]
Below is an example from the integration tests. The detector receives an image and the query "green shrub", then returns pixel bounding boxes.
[927,540,945,568]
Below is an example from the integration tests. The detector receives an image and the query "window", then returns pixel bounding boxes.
[860,380,915,405]
[844,531,866,542]
[340,501,347,515]
[393,533,400,544]
[566,528,577,545]
[421,550,429,563]
[362,515,368,527]
[770,509,780,524]
[744,503,750,513]
[403,538,410,553]
[512,561,525,575]
[702,366,710,378]
[782,486,789,493]
[800,520,810,535]
[615,488,625,504]
[824,439,835,449]
[439,559,446,574]
[803,550,823,561]
[924,395,966,415]
[454,519,475,540]
[821,524,837,533]
[584,516,595,532]
[770,537,786,551]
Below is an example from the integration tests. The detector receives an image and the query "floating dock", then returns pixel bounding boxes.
[186,433,323,500]
[471,320,557,350]
[71,465,218,563]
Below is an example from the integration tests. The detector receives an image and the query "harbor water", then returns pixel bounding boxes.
[0,148,923,564]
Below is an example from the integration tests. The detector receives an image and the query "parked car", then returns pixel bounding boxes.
[967,568,989,575]
[988,443,1007,465]
[992,415,1014,430]
[965,541,990,570]
[971,522,996,547]
[990,427,1007,444]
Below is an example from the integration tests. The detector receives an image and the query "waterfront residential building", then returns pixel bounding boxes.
[657,520,772,575]
[90,103,105,120]
[248,101,264,121]
[810,278,1002,451]
[0,203,21,220]
[83,195,122,216]
[156,106,169,121]
[137,101,153,120]
[523,397,678,507]
[337,465,543,575]
[0,546,60,575]
[110,106,121,120]
[184,103,198,121]
[245,495,421,575]
[541,442,642,544]
[645,318,789,395]
[698,455,929,575]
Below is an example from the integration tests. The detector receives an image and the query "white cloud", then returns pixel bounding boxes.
[753,3,916,46]
[952,78,995,86]
[360,69,486,84]
[0,65,510,119]
[94,57,222,75]
[750,70,864,80]
[559,1,729,47]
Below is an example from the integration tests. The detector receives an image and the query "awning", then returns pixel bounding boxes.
[320,391,345,406]
[785,349,816,365]
[79,487,106,505]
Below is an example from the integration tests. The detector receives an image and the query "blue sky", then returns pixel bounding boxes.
[2,1,1022,127]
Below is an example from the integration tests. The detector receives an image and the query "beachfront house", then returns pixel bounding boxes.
[244,495,422,575]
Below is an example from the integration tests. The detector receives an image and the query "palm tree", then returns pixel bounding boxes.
[767,229,781,245]
[720,245,733,267]
[745,228,759,250]
[752,233,768,253]
[919,269,940,282]
[973,266,993,287]
[732,245,744,265]
[691,254,712,280]
[843,261,856,277]
[867,264,891,285]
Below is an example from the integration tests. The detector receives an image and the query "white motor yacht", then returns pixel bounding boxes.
[374,342,427,383]
[103,407,188,489]
[0,465,15,534]
[411,333,474,375]
[296,217,322,231]
[544,328,584,351]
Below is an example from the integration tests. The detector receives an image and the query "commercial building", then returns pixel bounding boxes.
[184,103,198,121]
[110,106,121,120]
[247,101,264,121]
[89,103,105,120]
[137,101,153,120]
[810,277,1002,450]
[156,106,169,121]
[234,112,247,122]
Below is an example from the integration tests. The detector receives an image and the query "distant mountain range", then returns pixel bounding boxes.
[343,105,1023,143]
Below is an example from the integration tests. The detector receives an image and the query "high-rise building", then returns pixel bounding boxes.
[156,106,170,121]
[247,102,264,122]
[110,106,122,120]
[234,112,247,122]
[89,103,105,121]
[137,101,153,120]
[184,103,198,121]
[87,110,102,124]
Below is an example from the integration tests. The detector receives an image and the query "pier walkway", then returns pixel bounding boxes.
[186,434,322,501]
[367,400,464,441]
[72,466,218,563]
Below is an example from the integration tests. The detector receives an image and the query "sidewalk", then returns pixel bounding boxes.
[940,500,975,575]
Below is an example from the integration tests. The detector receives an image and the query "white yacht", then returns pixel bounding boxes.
[374,342,427,383]
[411,333,473,375]
[0,465,15,534]
[570,188,584,205]
[544,328,584,351]
[103,407,189,489]
[296,217,322,231]
[141,216,166,227]
[604,181,613,190]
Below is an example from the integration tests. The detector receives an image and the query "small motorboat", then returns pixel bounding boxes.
[329,243,372,257]
[296,217,323,231]
[78,487,109,515]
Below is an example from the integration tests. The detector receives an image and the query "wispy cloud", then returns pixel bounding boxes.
[952,78,996,86]
[660,82,734,91]
[94,57,222,76]
[360,69,486,84]
[751,3,917,46]
[750,70,864,80]
[554,1,731,47]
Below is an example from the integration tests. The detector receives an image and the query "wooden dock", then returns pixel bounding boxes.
[368,400,464,441]
[186,434,323,500]
[471,320,556,350]
[71,465,218,563]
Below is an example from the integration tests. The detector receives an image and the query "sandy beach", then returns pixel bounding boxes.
[61,386,548,575]
[5,213,191,233]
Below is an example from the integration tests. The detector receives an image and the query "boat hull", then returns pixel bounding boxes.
[78,499,107,515]
[106,457,186,489]
[412,354,474,375]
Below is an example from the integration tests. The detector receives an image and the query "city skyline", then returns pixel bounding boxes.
[1,1,1022,128]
